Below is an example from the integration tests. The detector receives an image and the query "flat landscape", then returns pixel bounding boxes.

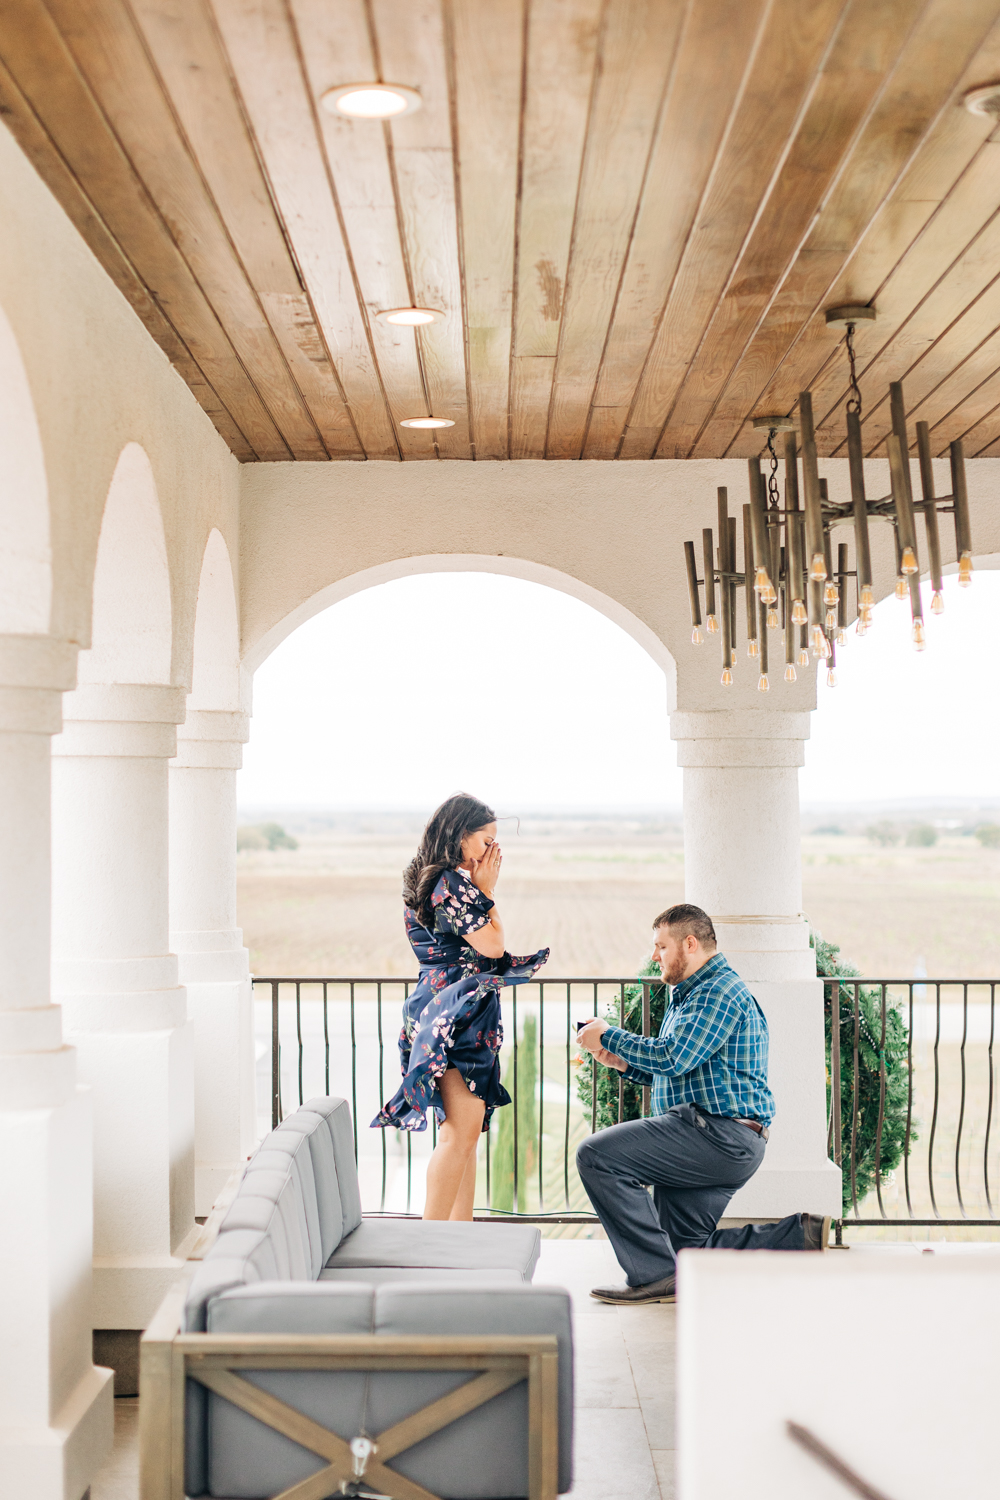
[237,810,1000,980]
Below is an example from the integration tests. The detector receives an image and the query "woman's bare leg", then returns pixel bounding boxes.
[423,1069,485,1221]
[449,1145,480,1222]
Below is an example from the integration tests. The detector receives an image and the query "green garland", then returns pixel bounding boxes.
[814,934,915,1216]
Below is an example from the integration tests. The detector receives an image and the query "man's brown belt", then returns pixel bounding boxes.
[737,1118,769,1141]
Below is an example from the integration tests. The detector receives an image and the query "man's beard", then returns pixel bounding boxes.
[661,954,687,986]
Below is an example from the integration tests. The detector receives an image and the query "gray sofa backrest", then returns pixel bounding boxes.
[185,1096,360,1332]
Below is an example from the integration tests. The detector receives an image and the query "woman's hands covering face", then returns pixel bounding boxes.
[469,841,501,896]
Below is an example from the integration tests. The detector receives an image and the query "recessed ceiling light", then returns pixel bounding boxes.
[376,307,444,326]
[399,416,455,429]
[321,83,422,119]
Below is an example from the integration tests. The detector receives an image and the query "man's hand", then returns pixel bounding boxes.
[576,1018,628,1073]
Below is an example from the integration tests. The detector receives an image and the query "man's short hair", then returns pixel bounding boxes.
[652,903,717,949]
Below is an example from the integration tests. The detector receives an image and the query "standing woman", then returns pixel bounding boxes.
[372,793,549,1221]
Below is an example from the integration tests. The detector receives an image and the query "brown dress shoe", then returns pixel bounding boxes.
[589,1274,676,1305]
[802,1213,831,1251]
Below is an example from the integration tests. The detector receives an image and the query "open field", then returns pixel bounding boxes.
[237,812,1000,980]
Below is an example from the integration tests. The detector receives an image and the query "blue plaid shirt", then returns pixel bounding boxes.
[601,952,775,1126]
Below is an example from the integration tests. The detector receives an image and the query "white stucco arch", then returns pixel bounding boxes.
[189,528,241,711]
[0,301,51,634]
[241,552,678,696]
[77,442,172,685]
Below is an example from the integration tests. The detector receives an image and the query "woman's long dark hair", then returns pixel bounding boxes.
[403,793,496,929]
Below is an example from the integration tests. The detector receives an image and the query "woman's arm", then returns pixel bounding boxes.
[462,843,506,958]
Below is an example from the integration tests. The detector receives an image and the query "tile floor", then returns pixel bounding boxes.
[90,1239,676,1500]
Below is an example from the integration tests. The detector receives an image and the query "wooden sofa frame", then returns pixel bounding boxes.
[139,1281,560,1500]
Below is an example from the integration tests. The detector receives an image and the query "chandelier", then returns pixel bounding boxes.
[682,305,975,691]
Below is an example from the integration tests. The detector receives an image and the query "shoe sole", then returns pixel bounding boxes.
[589,1290,676,1305]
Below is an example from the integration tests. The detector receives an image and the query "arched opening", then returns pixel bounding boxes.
[188,528,241,711]
[77,441,172,685]
[239,563,681,1211]
[0,301,51,633]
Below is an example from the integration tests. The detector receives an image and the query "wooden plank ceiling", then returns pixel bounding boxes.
[4,0,1000,460]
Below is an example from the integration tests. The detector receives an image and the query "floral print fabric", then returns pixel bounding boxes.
[371,868,549,1133]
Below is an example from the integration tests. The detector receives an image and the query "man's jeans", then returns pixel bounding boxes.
[576,1103,806,1286]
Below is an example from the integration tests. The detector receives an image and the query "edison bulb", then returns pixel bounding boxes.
[797,648,810,667]
[835,627,846,647]
[823,581,839,606]
[895,578,907,600]
[767,606,779,629]
[757,673,770,694]
[706,614,719,634]
[931,591,944,615]
[809,553,827,582]
[731,649,737,666]
[857,616,870,637]
[754,566,770,595]
[721,666,733,686]
[691,626,704,645]
[784,663,797,683]
[901,546,918,575]
[860,584,874,609]
[912,619,927,651]
[825,609,837,629]
[792,598,807,625]
[826,668,837,688]
[811,626,825,657]
[959,552,973,588]
[748,638,759,658]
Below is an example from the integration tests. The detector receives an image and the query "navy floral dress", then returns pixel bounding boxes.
[371,869,549,1133]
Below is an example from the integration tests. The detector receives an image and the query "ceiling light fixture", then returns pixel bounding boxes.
[680,303,976,690]
[376,307,444,326]
[321,83,422,119]
[399,416,455,429]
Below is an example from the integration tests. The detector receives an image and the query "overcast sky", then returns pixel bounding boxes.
[238,569,999,813]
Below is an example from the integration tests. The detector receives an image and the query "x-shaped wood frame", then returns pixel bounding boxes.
[140,1286,559,1500]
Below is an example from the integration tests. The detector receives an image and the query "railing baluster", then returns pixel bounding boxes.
[928,981,942,1219]
[874,985,887,1218]
[830,978,842,1246]
[323,981,330,1096]
[904,980,914,1218]
[378,982,386,1214]
[271,979,281,1129]
[955,981,969,1218]
[564,982,571,1210]
[295,982,303,1107]
[538,982,545,1213]
[512,989,519,1215]
[590,983,598,1135]
[986,983,997,1218]
[850,984,860,1219]
[350,982,358,1163]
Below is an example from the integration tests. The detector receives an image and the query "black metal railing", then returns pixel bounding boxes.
[254,975,1000,1235]
[254,976,666,1223]
[825,978,1000,1237]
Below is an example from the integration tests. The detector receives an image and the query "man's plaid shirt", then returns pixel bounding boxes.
[600,951,775,1126]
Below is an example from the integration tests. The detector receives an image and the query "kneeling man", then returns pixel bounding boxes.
[576,903,828,1304]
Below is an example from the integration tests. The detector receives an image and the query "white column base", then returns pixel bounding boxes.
[0,1088,113,1500]
[0,1364,113,1500]
[91,1223,201,1329]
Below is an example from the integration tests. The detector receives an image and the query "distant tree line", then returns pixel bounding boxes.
[236,821,298,851]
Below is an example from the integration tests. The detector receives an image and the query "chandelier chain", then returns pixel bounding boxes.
[845,322,862,418]
[765,426,780,511]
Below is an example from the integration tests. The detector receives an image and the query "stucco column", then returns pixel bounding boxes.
[0,638,112,1500]
[671,708,841,1217]
[51,683,197,1333]
[169,709,255,1215]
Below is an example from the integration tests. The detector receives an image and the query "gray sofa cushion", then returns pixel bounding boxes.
[320,1266,524,1286]
[301,1095,362,1239]
[325,1219,541,1280]
[193,1282,572,1499]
